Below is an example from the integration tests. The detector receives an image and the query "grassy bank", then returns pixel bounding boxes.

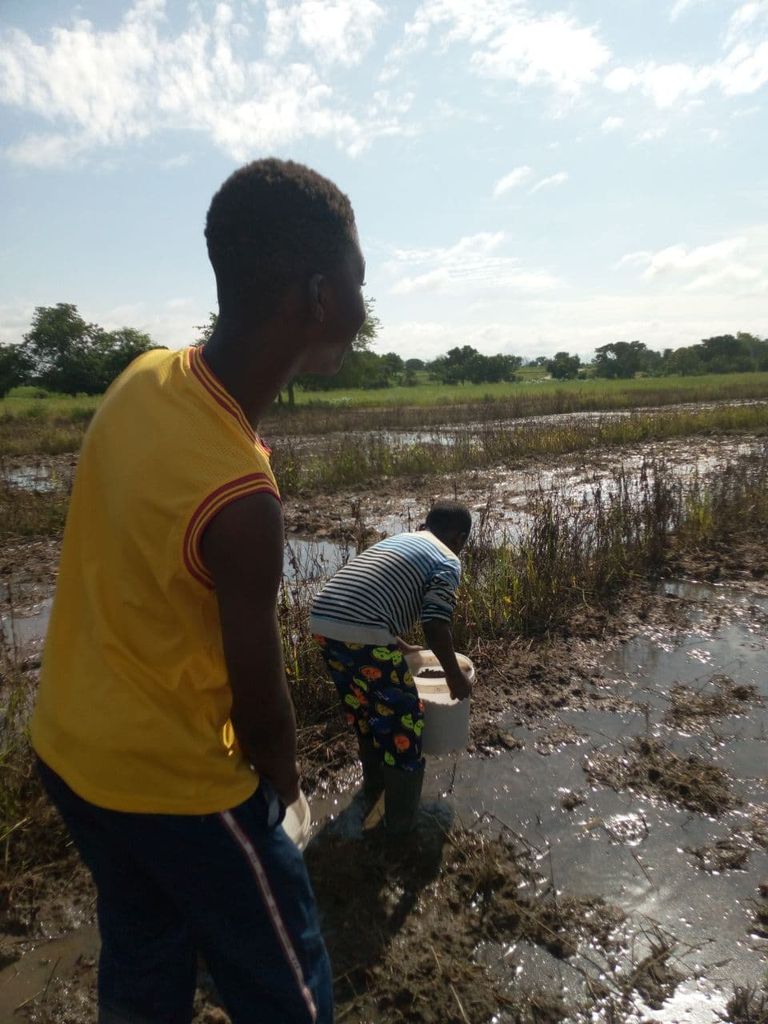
[274,370,768,413]
[4,373,768,455]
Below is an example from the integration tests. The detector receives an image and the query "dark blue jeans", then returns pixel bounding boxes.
[37,758,333,1024]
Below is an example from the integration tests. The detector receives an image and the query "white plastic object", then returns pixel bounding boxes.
[406,649,473,756]
[283,791,311,849]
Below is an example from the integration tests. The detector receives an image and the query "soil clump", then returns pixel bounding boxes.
[664,674,762,729]
[583,736,737,816]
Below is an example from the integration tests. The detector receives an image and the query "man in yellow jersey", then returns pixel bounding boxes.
[31,159,366,1024]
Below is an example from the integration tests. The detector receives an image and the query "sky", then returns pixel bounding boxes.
[0,0,767,362]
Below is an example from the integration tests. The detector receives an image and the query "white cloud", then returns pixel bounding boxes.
[529,171,569,194]
[601,116,624,132]
[0,0,396,166]
[670,0,704,22]
[391,1,611,95]
[264,0,384,67]
[388,231,560,297]
[605,1,768,108]
[493,165,532,197]
[635,125,668,144]
[374,288,767,361]
[618,232,768,293]
[725,1,768,46]
[605,63,714,109]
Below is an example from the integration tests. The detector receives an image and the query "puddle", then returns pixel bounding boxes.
[312,578,768,1013]
[4,565,768,1019]
[0,598,52,656]
[0,926,99,1019]
[317,434,767,541]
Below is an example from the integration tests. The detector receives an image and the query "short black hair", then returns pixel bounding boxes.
[425,501,472,538]
[205,158,357,320]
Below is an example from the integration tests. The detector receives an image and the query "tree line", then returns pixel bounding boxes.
[0,304,158,398]
[1,303,766,398]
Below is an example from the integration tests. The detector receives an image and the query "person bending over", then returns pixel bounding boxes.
[310,501,473,836]
[31,159,367,1024]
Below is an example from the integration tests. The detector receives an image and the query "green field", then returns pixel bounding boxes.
[291,371,768,408]
[5,372,768,420]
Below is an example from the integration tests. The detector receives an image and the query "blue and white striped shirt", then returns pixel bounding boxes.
[309,531,461,645]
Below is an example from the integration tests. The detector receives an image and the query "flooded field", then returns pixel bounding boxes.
[2,578,766,1022]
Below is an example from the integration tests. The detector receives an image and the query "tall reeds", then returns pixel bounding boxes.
[270,403,768,497]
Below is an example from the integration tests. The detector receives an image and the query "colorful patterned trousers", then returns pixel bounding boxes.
[314,637,424,772]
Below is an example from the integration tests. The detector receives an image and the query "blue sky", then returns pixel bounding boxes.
[1,0,767,361]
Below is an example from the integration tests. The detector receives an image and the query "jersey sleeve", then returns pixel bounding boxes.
[183,460,281,589]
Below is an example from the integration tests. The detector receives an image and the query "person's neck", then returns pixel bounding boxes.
[202,319,297,429]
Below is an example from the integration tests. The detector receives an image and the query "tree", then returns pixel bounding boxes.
[429,347,520,384]
[0,343,30,398]
[699,334,753,374]
[354,296,380,351]
[663,346,703,376]
[21,304,157,394]
[429,346,479,384]
[405,357,425,371]
[547,351,581,380]
[465,352,520,383]
[194,312,218,346]
[380,352,404,382]
[95,328,157,391]
[593,340,650,379]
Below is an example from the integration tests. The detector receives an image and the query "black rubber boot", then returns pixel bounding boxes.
[383,761,425,837]
[357,734,385,806]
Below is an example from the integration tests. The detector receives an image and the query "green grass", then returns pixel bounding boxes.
[288,372,768,409]
[5,372,768,425]
[1,388,100,417]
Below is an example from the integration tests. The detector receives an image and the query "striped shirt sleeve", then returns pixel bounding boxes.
[420,560,461,623]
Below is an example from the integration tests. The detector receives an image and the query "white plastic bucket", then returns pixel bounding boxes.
[406,650,473,756]
[283,791,311,849]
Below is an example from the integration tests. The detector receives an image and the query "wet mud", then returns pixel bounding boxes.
[3,438,768,1021]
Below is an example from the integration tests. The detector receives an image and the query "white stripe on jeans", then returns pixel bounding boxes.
[219,810,317,1023]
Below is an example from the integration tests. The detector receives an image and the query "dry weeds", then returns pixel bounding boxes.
[665,674,761,729]
[724,986,768,1024]
[584,737,738,816]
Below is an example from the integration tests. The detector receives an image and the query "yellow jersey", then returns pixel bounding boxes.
[31,346,280,813]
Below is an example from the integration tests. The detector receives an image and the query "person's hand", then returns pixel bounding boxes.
[396,637,423,656]
[271,763,301,807]
[445,668,473,701]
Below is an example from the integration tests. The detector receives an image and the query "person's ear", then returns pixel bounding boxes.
[308,273,327,324]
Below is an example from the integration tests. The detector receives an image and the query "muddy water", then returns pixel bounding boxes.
[0,537,350,656]
[0,928,99,1019]
[265,399,768,452]
[3,579,766,1021]
[300,434,767,542]
[312,580,768,1020]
